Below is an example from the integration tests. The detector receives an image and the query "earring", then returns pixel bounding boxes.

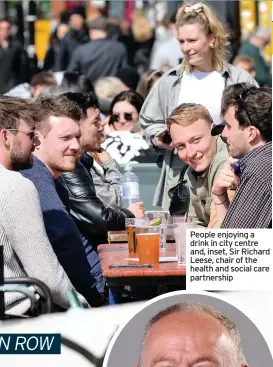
[210,44,214,48]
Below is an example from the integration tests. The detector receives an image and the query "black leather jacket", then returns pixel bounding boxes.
[58,153,134,247]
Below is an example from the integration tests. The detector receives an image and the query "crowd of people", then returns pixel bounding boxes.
[0,2,272,315]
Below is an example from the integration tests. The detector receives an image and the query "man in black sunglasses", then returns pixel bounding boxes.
[211,83,272,228]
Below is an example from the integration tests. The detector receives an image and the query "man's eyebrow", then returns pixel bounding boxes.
[150,355,178,367]
[191,354,219,365]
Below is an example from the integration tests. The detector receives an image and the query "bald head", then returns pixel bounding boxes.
[138,302,248,367]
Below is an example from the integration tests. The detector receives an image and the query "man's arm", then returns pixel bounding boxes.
[119,43,128,68]
[211,159,239,227]
[20,167,102,307]
[94,151,122,206]
[56,37,69,71]
[60,162,145,241]
[2,177,83,309]
[67,48,82,73]
[139,74,168,148]
[222,175,272,228]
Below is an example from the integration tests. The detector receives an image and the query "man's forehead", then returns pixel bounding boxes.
[143,311,234,353]
[170,119,210,140]
[224,105,237,123]
[141,311,236,367]
[48,115,80,132]
[86,107,100,119]
[152,310,224,327]
[19,118,35,130]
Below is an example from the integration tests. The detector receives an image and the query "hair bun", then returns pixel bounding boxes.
[184,3,204,14]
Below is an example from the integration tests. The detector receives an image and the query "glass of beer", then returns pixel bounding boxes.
[125,218,150,255]
[136,225,161,266]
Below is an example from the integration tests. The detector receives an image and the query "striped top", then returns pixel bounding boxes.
[0,164,75,314]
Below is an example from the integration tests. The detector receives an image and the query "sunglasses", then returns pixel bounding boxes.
[7,129,36,140]
[111,113,133,123]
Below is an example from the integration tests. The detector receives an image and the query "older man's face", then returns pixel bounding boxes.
[139,311,246,367]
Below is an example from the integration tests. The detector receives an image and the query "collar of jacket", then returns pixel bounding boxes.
[80,151,94,169]
[172,62,230,80]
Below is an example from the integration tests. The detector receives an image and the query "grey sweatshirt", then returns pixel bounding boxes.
[0,164,84,314]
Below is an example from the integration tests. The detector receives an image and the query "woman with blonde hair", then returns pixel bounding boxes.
[140,2,258,210]
[131,9,153,43]
[119,9,155,71]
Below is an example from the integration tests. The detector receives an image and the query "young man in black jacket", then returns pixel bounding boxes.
[59,92,145,249]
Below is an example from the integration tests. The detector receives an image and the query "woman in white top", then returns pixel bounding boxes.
[140,2,258,209]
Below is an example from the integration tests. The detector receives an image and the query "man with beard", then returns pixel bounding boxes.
[20,95,104,306]
[0,96,83,315]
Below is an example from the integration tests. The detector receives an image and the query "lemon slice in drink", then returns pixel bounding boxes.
[150,217,162,226]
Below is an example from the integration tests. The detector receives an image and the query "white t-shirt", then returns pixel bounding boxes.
[178,69,225,125]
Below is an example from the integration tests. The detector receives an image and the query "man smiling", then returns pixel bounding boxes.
[20,95,104,307]
[168,103,228,226]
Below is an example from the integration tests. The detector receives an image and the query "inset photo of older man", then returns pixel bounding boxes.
[104,291,272,367]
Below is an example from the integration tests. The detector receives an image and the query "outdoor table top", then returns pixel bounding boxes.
[98,243,186,282]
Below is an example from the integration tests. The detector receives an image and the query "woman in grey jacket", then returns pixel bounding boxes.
[140,2,258,209]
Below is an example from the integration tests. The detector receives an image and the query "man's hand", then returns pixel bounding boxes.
[212,158,239,197]
[96,149,111,163]
[128,202,145,218]
[153,135,174,151]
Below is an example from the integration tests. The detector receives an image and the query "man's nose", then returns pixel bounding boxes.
[186,145,197,159]
[70,137,80,151]
[99,120,106,131]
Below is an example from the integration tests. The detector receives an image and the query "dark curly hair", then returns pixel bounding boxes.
[221,83,272,142]
[63,91,99,117]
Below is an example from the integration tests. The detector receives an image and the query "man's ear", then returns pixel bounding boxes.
[0,129,11,148]
[247,125,260,143]
[211,122,216,131]
[34,130,44,150]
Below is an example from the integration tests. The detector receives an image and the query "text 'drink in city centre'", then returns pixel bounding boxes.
[186,229,272,291]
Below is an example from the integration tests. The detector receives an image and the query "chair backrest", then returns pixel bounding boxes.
[120,163,162,211]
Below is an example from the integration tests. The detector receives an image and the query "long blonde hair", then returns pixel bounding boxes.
[176,2,228,71]
[131,9,153,42]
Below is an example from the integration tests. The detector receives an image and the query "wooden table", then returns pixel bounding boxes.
[98,243,186,304]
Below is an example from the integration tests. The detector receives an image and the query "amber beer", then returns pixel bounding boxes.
[125,218,150,255]
[126,226,137,255]
[136,233,161,266]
